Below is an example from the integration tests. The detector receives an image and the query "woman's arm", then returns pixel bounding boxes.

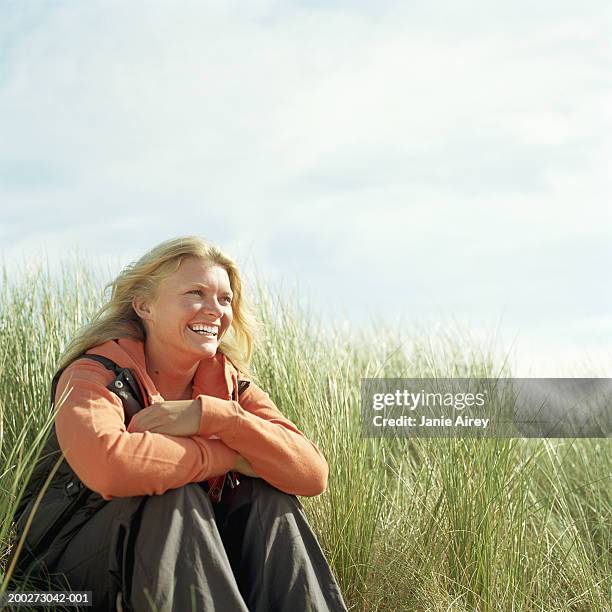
[54,361,239,500]
[194,382,329,497]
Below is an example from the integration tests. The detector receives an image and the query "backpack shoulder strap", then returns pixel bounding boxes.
[50,354,124,408]
[237,379,251,397]
[50,354,146,424]
[78,353,124,374]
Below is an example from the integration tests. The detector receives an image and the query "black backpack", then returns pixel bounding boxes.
[10,354,146,575]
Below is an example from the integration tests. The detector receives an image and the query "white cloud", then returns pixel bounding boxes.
[0,1,610,375]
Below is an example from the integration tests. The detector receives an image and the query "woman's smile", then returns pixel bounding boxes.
[187,325,219,341]
[188,322,219,338]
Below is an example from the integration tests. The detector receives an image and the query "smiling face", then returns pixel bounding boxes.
[134,256,234,362]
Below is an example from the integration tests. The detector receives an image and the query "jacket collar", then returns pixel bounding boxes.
[86,337,237,404]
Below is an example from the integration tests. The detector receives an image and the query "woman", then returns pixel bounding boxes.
[14,236,347,612]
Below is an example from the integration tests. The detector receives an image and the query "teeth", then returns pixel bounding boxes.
[189,324,217,336]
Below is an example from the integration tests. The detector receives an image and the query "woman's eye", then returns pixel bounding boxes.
[189,290,232,304]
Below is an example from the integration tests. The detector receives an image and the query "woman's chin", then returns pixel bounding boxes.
[185,329,218,354]
[191,340,218,358]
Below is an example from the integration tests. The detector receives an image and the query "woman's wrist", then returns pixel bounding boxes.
[233,454,259,477]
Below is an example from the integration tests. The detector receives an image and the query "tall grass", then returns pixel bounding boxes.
[0,261,610,611]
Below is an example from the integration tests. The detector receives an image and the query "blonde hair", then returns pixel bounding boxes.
[57,236,260,380]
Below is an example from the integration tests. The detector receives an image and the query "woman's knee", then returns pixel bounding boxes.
[148,482,215,514]
[249,478,303,513]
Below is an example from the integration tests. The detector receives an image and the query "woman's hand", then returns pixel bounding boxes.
[129,401,260,478]
[128,399,201,437]
[233,455,260,478]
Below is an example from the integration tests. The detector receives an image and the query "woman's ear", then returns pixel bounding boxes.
[132,295,153,321]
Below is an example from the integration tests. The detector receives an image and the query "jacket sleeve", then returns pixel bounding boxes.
[54,361,238,500]
[196,382,329,496]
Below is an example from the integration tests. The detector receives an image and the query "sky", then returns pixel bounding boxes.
[1,1,611,376]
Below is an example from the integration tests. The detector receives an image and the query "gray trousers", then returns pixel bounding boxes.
[34,477,347,612]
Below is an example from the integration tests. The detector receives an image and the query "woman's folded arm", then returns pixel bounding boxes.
[195,382,329,496]
[54,362,238,500]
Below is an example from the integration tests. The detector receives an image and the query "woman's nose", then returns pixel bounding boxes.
[202,300,223,318]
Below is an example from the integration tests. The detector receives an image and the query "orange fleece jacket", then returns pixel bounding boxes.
[54,337,328,500]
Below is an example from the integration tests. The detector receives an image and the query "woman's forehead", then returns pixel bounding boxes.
[168,258,230,285]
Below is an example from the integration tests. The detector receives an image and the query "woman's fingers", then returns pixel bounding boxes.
[128,400,201,437]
